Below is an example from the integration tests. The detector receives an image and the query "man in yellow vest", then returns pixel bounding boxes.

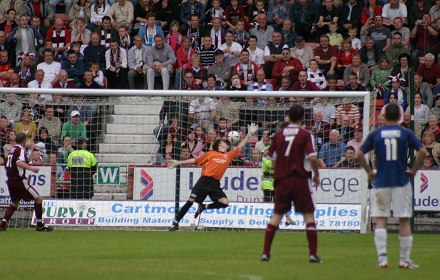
[261,145,295,226]
[67,138,97,199]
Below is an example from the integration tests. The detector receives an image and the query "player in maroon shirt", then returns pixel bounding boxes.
[261,104,322,263]
[0,133,53,232]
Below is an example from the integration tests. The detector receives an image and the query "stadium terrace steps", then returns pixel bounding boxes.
[106,124,157,134]
[103,134,157,144]
[110,115,159,124]
[99,143,157,154]
[95,98,163,198]
[96,153,156,164]
[114,104,162,115]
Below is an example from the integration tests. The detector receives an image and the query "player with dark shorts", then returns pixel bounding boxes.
[261,104,322,263]
[0,133,53,232]
[167,123,258,231]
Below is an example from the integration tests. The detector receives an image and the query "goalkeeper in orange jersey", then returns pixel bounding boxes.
[167,123,258,231]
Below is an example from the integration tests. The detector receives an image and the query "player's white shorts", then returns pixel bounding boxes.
[370,182,413,218]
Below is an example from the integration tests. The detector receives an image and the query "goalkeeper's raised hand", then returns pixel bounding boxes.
[167,160,180,169]
[247,123,258,136]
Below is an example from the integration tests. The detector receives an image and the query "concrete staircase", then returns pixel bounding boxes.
[93,97,163,200]
[97,97,162,164]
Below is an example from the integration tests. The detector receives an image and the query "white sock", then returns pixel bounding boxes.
[399,235,413,261]
[374,229,387,261]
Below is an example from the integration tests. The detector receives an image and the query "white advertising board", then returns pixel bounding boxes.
[414,170,440,211]
[34,200,361,230]
[0,166,52,206]
[132,167,364,204]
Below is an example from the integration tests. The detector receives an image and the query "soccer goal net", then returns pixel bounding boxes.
[0,88,374,232]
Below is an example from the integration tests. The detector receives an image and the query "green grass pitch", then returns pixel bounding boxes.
[0,230,438,280]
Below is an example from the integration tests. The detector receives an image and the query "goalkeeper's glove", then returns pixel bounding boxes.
[167,160,180,169]
[247,123,258,136]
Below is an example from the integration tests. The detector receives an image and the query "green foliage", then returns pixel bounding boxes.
[0,230,438,280]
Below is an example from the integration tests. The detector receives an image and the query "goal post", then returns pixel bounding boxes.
[0,88,373,233]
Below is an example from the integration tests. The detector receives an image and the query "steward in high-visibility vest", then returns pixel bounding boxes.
[261,145,295,225]
[67,138,97,199]
[261,146,274,202]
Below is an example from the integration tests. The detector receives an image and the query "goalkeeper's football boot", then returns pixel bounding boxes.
[261,254,270,262]
[194,204,206,219]
[309,255,324,264]
[169,222,179,231]
[399,260,419,269]
[36,224,54,232]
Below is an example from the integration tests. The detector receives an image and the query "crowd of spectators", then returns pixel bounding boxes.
[0,0,440,171]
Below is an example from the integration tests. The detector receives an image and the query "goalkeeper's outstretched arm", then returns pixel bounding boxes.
[167,158,197,169]
[238,123,258,151]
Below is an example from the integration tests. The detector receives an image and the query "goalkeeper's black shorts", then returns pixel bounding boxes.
[190,176,226,203]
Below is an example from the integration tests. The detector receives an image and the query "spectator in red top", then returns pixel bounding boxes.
[417,53,440,88]
[0,49,14,85]
[0,9,18,37]
[421,115,440,143]
[272,48,303,85]
[361,0,382,26]
[336,38,356,79]
[176,36,196,69]
[291,70,321,91]
[313,34,338,76]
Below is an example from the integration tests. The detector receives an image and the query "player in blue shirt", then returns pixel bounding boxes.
[357,103,427,269]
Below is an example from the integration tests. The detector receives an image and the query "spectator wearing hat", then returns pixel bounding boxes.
[67,137,97,199]
[290,36,313,68]
[61,110,87,146]
[383,75,408,111]
[208,49,231,85]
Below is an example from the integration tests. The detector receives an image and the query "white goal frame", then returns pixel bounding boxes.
[0,88,371,233]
